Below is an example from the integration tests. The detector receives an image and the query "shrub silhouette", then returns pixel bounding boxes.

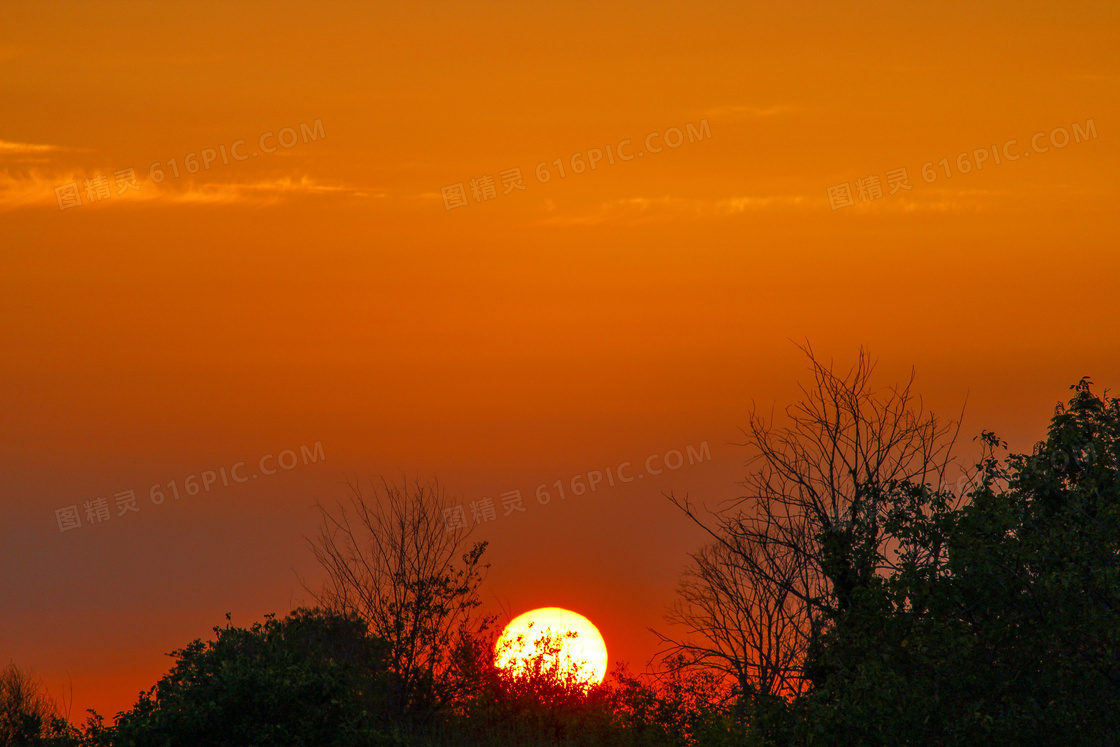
[110,608,401,747]
[0,663,81,746]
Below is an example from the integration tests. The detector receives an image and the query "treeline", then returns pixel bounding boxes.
[660,351,1120,745]
[2,613,739,746]
[4,350,1119,746]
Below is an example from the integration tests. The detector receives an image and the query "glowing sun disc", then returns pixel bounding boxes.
[495,607,608,684]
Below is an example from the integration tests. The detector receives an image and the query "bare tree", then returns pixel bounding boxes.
[0,663,65,744]
[308,477,489,723]
[664,345,960,697]
[658,535,812,703]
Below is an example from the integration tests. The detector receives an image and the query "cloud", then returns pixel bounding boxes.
[714,195,808,213]
[0,170,376,212]
[0,140,66,154]
[163,176,377,205]
[534,193,810,226]
[0,169,74,210]
[701,104,797,119]
[834,188,1010,215]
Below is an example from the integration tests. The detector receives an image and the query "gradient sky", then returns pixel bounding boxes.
[2,0,1118,720]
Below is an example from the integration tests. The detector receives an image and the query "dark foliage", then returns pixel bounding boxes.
[109,608,401,747]
[11,379,1120,747]
[798,379,1120,746]
[0,663,83,747]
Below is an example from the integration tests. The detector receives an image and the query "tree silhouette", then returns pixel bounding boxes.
[109,608,398,747]
[308,478,490,725]
[1,663,84,746]
[794,378,1120,745]
[658,536,811,706]
[665,345,959,724]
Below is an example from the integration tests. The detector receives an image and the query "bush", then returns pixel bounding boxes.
[111,608,402,747]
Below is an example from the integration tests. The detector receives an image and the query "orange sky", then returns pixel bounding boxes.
[1,0,1118,720]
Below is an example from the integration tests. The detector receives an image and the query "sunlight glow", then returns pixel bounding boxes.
[495,607,609,685]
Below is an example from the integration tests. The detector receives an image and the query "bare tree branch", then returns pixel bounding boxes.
[306,477,490,723]
[659,345,960,705]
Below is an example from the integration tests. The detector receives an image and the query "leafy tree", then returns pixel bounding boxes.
[442,626,621,745]
[610,661,742,747]
[111,608,401,747]
[435,628,740,747]
[946,378,1120,742]
[799,379,1120,745]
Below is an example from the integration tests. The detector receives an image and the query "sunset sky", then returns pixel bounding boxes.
[1,0,1117,720]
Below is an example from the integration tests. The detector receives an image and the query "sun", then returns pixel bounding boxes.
[494,607,608,684]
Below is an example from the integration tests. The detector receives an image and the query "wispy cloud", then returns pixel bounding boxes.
[0,170,377,211]
[535,193,810,226]
[885,189,1006,214]
[715,195,808,212]
[701,104,797,119]
[164,176,378,205]
[0,169,72,210]
[0,140,66,154]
